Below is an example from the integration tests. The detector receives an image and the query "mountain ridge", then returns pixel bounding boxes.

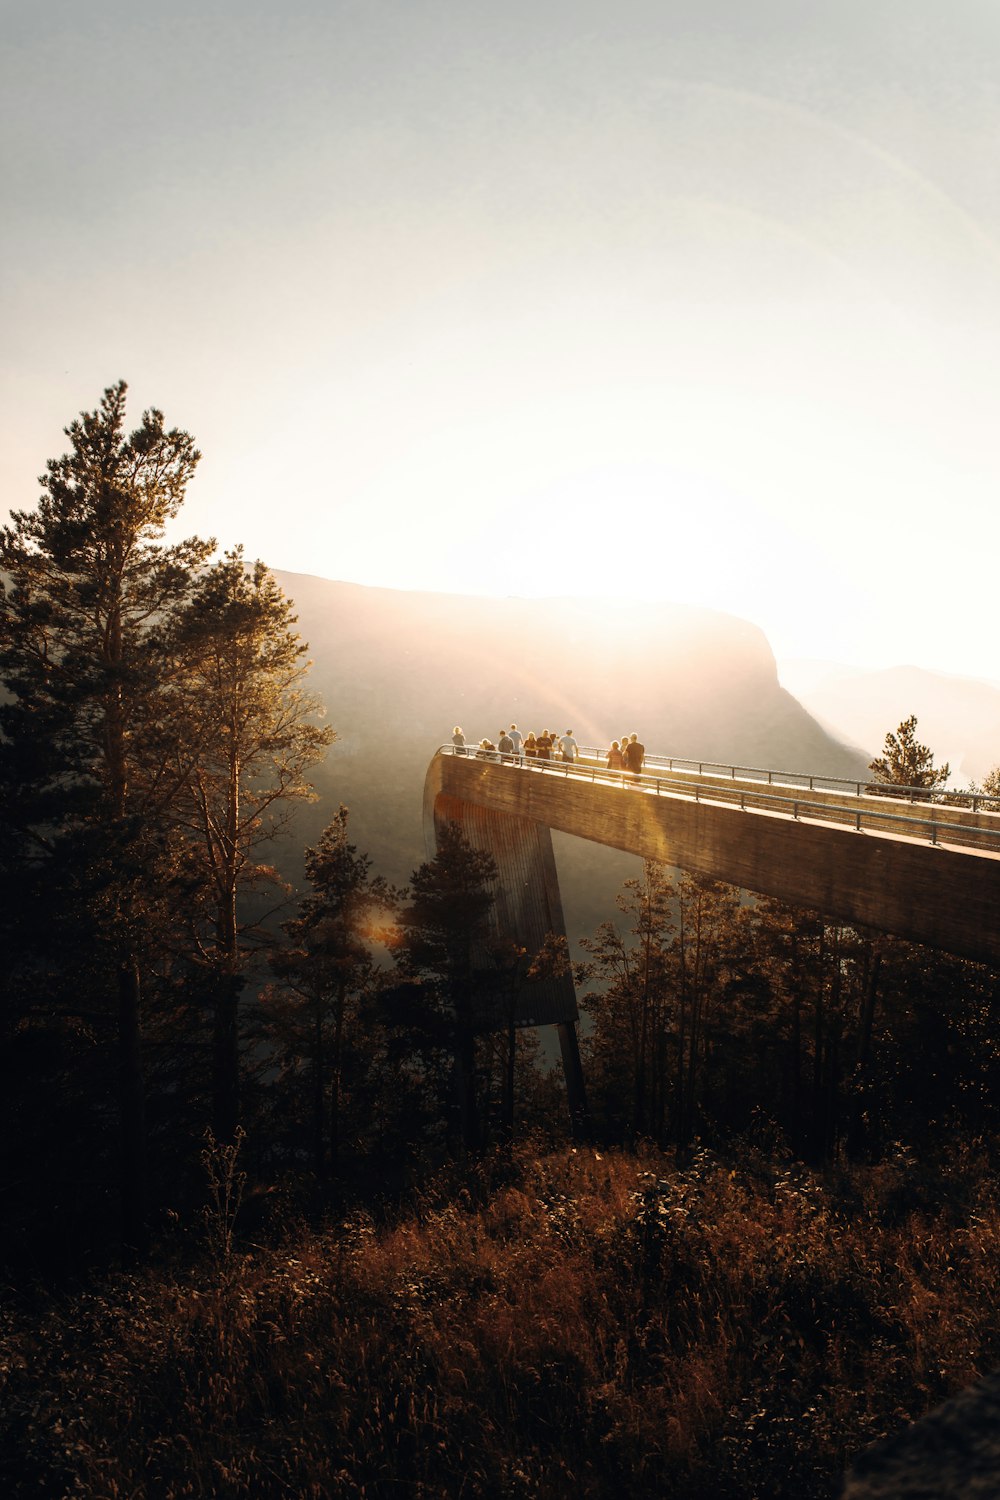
[274,572,871,936]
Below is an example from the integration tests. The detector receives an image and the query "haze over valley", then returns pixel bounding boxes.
[278,570,872,935]
[779,657,1000,787]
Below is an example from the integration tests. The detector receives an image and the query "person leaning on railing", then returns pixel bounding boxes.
[498,728,514,762]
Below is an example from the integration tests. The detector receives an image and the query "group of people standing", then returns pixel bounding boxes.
[606,733,646,778]
[450,725,646,779]
[452,725,579,764]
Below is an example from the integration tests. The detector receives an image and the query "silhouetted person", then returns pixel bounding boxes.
[623,733,645,779]
[498,729,514,761]
[606,740,624,773]
[452,726,466,755]
[536,729,553,761]
[523,732,538,762]
[508,723,523,761]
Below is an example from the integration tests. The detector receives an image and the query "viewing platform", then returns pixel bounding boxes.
[424,746,1000,969]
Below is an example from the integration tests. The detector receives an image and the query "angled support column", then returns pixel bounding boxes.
[423,772,589,1135]
[556,1019,591,1143]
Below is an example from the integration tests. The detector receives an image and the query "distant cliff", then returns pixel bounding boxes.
[276,573,869,928]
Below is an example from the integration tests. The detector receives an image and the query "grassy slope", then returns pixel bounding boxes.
[3,1143,1000,1499]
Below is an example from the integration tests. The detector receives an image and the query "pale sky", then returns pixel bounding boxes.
[4,0,1000,680]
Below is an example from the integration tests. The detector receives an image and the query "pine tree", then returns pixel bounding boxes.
[263,806,397,1173]
[581,869,751,1148]
[0,381,210,1251]
[580,864,676,1142]
[388,822,498,1153]
[967,765,1000,807]
[171,549,335,1142]
[868,714,949,797]
[749,898,833,1157]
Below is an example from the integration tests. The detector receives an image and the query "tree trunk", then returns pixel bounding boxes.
[825,1006,842,1162]
[330,979,347,1172]
[314,998,325,1176]
[557,1021,590,1142]
[683,904,704,1148]
[213,744,242,1144]
[855,940,883,1076]
[846,939,883,1158]
[675,905,688,1147]
[117,957,149,1258]
[501,1012,516,1146]
[790,983,802,1152]
[212,972,242,1145]
[454,1026,481,1155]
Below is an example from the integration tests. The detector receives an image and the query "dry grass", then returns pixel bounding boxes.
[3,1142,1000,1498]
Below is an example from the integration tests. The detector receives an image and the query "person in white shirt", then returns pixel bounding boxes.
[558,730,578,764]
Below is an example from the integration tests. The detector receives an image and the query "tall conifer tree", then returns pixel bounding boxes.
[171,549,334,1142]
[0,381,210,1250]
[389,822,498,1153]
[264,806,397,1173]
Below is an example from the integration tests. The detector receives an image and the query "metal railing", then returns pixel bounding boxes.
[581,749,1000,811]
[437,744,1000,857]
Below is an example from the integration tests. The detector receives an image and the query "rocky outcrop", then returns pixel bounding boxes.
[842,1373,1000,1499]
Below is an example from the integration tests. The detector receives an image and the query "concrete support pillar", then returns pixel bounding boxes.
[557,1019,591,1142]
[424,786,586,1132]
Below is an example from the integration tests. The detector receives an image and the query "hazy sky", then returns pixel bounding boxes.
[4,1,1000,679]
